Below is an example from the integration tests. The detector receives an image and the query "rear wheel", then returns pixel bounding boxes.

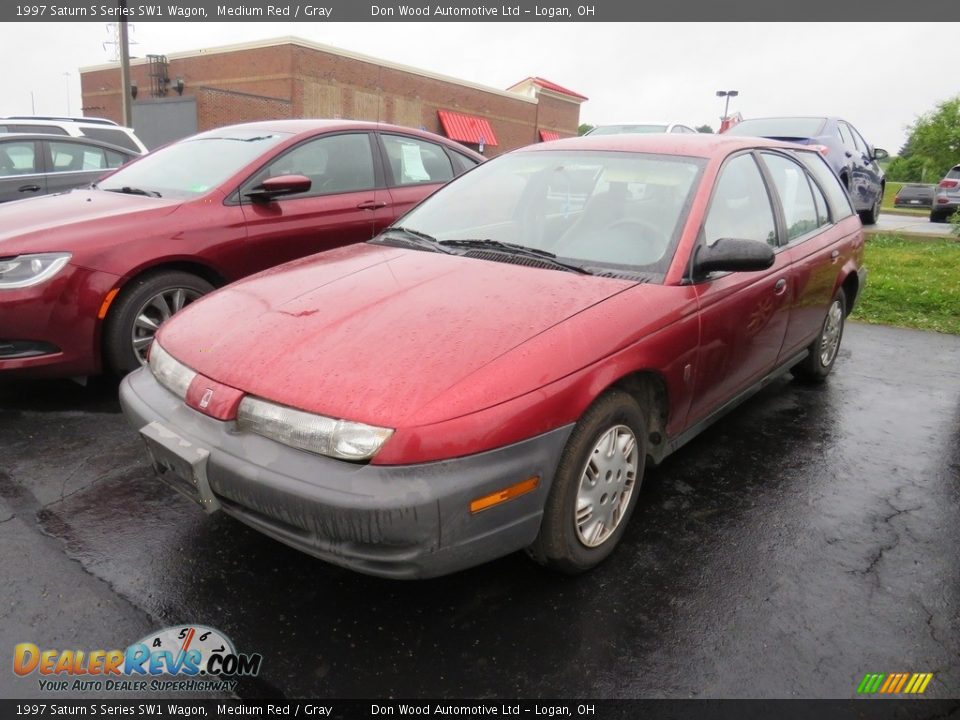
[528,390,647,573]
[792,287,846,382]
[103,270,213,375]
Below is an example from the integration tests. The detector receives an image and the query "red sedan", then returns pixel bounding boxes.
[0,120,482,377]
[120,134,866,578]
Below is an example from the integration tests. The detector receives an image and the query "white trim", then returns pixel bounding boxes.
[80,36,538,105]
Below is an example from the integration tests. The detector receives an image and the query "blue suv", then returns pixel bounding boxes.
[724,117,888,224]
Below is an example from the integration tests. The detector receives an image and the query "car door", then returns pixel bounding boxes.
[846,122,883,208]
[687,152,791,424]
[44,139,124,195]
[238,132,389,274]
[0,139,45,202]
[757,150,844,359]
[377,133,457,223]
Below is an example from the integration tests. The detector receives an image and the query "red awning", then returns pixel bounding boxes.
[438,110,498,146]
[539,130,561,142]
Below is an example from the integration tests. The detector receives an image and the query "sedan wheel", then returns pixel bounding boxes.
[103,270,214,375]
[528,390,647,573]
[131,288,202,365]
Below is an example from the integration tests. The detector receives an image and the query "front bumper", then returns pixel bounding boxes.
[120,368,573,579]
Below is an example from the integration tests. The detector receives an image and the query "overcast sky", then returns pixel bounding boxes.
[3,22,957,153]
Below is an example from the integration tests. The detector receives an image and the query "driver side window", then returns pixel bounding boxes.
[250,133,375,198]
[704,154,777,248]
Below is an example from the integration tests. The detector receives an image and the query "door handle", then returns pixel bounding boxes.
[356,200,387,210]
[774,278,787,295]
[18,184,41,193]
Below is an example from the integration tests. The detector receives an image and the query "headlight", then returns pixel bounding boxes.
[237,396,393,461]
[148,342,196,399]
[0,253,71,289]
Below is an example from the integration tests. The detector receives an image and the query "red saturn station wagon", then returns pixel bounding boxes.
[120,134,866,579]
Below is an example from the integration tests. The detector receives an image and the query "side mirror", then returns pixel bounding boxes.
[244,174,312,203]
[693,238,775,278]
[873,148,889,161]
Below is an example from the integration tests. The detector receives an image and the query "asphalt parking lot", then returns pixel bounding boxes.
[1,322,958,700]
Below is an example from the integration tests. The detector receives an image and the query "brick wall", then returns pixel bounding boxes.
[80,42,583,155]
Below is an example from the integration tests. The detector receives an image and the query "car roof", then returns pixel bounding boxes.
[196,119,483,153]
[519,132,808,158]
[0,132,139,154]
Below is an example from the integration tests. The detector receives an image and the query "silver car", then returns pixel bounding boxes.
[931,165,960,223]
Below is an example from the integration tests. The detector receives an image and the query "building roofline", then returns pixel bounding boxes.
[79,36,538,105]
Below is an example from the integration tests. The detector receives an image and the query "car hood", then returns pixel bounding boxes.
[158,243,636,427]
[0,189,182,257]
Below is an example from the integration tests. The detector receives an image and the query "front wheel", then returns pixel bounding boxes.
[103,270,213,375]
[859,188,881,225]
[792,287,846,382]
[528,390,647,573]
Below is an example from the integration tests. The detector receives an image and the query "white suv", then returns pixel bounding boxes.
[0,116,147,153]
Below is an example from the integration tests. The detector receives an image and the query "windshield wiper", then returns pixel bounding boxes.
[375,227,452,253]
[102,186,162,198]
[438,239,592,275]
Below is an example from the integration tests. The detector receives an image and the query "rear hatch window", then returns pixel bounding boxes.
[724,118,827,139]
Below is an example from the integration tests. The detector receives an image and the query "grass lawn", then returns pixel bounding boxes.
[851,234,960,335]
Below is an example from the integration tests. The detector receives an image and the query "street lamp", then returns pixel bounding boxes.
[716,90,739,121]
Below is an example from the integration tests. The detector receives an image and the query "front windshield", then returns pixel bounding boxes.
[97,132,291,199]
[590,125,670,135]
[390,150,704,277]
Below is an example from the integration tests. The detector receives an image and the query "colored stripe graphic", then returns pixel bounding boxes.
[857,672,933,694]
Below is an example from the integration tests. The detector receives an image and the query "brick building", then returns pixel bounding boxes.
[79,37,587,154]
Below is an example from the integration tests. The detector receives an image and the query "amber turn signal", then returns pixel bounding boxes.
[470,476,540,514]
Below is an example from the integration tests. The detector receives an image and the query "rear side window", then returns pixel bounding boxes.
[80,127,140,153]
[0,141,38,176]
[13,124,68,136]
[382,134,454,186]
[449,149,479,175]
[796,151,855,220]
[760,152,827,241]
[704,154,777,248]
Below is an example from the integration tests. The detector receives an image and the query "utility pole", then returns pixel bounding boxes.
[119,0,133,127]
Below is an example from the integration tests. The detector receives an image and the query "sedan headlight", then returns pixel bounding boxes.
[0,253,72,289]
[148,341,196,399]
[237,396,394,461]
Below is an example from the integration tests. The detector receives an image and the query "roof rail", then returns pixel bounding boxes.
[3,115,121,126]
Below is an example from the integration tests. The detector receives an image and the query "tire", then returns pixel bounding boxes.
[792,287,846,383]
[859,188,881,225]
[528,390,647,574]
[103,270,213,375]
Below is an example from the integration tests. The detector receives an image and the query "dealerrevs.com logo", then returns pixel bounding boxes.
[13,625,262,693]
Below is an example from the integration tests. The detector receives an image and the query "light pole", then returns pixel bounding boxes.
[716,89,739,121]
[64,72,71,115]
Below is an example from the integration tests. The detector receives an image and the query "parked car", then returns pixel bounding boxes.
[587,122,698,135]
[723,116,888,225]
[893,183,935,209]
[930,165,960,222]
[0,133,138,203]
[120,133,866,579]
[0,119,483,378]
[0,115,148,154]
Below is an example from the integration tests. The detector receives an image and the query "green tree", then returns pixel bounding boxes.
[577,123,595,136]
[898,96,960,180]
[696,124,714,134]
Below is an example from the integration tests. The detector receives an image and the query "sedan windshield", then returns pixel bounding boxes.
[388,150,704,278]
[97,132,291,198]
[725,118,827,138]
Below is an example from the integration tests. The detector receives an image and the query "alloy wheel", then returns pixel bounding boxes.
[131,287,202,365]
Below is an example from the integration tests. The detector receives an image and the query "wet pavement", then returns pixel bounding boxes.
[1,322,958,700]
